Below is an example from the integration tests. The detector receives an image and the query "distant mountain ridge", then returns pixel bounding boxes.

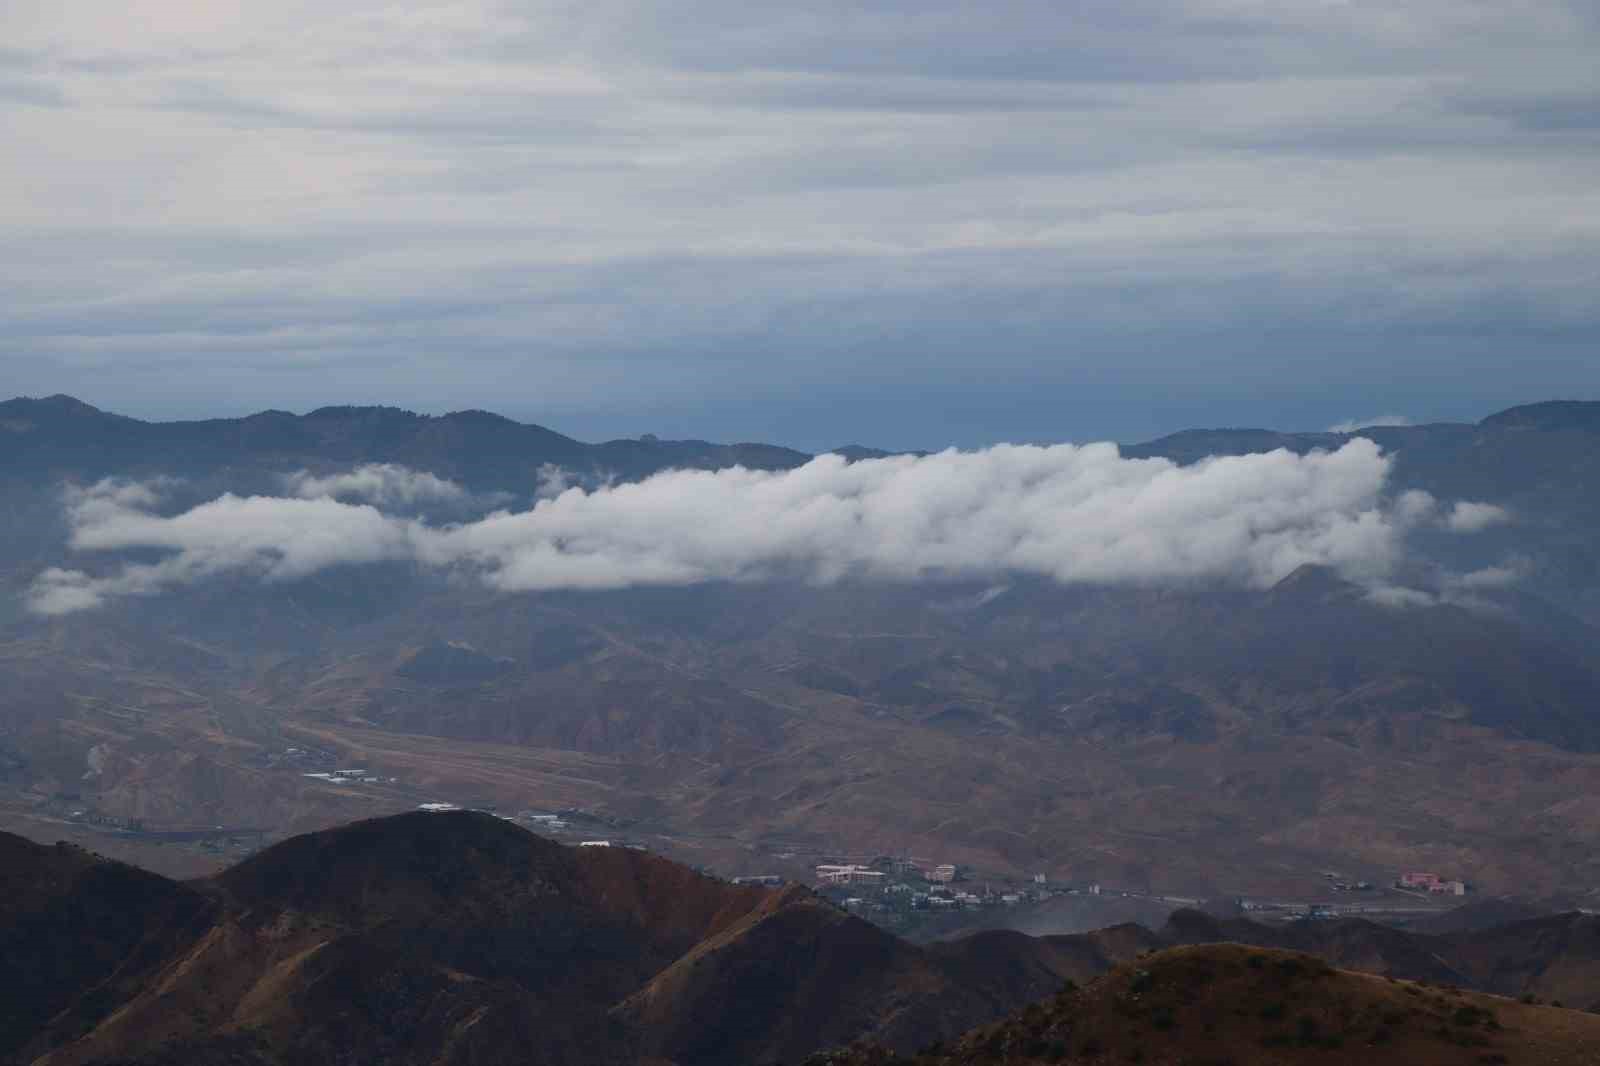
[5,394,1600,902]
[0,394,810,491]
[5,393,1597,490]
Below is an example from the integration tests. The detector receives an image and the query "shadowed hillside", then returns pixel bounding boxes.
[0,813,1150,1066]
[807,943,1600,1066]
[0,836,215,1063]
[8,814,1600,1065]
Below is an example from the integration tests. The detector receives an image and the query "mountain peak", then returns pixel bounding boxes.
[1,393,109,417]
[304,404,422,420]
[441,408,517,425]
[213,809,573,923]
[39,393,100,410]
[1266,563,1362,602]
[1480,399,1600,432]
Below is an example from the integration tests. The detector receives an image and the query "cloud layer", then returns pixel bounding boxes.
[1328,415,1413,433]
[283,464,468,507]
[25,440,1507,614]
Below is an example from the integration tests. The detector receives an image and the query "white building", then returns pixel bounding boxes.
[816,864,886,886]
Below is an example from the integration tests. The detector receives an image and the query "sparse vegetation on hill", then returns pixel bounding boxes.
[0,813,1134,1066]
[805,944,1600,1066]
[7,812,1600,1065]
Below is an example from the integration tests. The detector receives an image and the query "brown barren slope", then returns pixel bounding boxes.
[3,812,1158,1066]
[809,943,1600,1066]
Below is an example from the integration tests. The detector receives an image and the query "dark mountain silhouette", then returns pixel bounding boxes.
[618,902,1155,1064]
[0,395,807,492]
[11,814,1600,1064]
[0,813,1156,1066]
[1481,400,1600,433]
[0,835,215,1063]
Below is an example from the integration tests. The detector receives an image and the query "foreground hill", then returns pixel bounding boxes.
[1160,908,1600,1011]
[620,907,1155,1065]
[0,812,1146,1066]
[808,943,1600,1066]
[0,835,215,1064]
[8,813,1600,1065]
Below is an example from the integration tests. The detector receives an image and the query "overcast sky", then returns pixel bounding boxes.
[4,1,1598,450]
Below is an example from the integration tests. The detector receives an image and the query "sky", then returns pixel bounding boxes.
[3,1,1598,451]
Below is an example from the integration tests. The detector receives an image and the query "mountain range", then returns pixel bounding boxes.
[2,395,1599,901]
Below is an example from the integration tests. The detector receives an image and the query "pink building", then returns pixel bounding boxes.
[1399,872,1467,895]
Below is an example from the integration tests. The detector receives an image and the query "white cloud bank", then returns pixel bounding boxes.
[1329,415,1413,433]
[25,441,1508,615]
[1443,500,1513,534]
[284,463,468,506]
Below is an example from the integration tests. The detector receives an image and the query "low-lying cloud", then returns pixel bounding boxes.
[284,464,469,506]
[1329,415,1413,433]
[26,440,1508,615]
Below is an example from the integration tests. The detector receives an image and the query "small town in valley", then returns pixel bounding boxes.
[725,856,1477,936]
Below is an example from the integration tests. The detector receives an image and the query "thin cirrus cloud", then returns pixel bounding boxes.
[26,438,1509,615]
[1,1,1598,446]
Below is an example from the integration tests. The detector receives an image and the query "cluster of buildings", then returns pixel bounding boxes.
[521,812,572,831]
[732,874,786,887]
[262,746,339,770]
[807,857,1052,919]
[816,864,887,886]
[305,768,396,785]
[815,861,957,886]
[1398,871,1469,896]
